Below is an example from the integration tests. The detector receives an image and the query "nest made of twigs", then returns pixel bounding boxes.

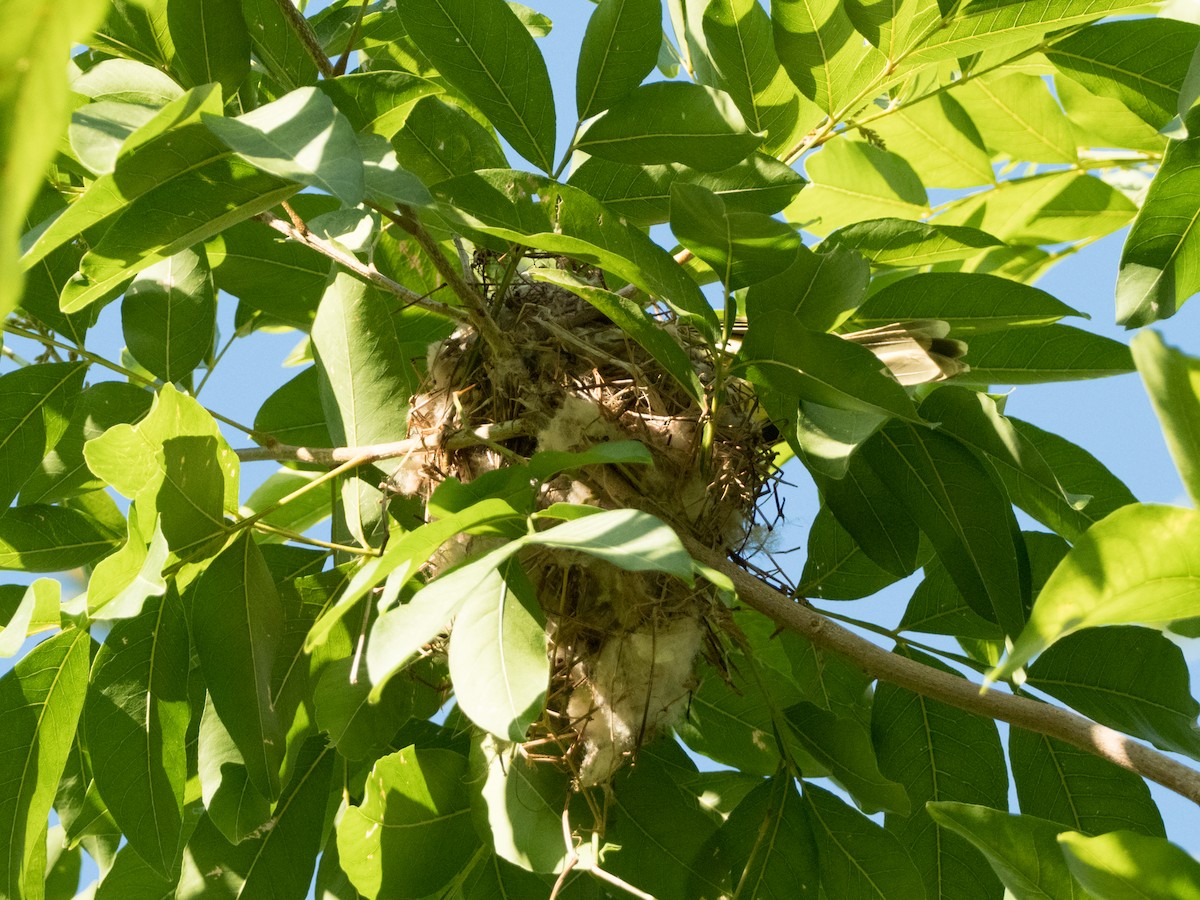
[390,261,779,786]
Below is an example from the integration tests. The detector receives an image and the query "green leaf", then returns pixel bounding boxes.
[1057,72,1167,154]
[1133,331,1200,508]
[576,81,762,172]
[1047,19,1200,131]
[203,87,364,205]
[1028,626,1200,761]
[313,657,414,762]
[1118,136,1200,327]
[952,73,1077,164]
[567,152,805,226]
[312,272,450,545]
[960,325,1134,385]
[178,738,334,899]
[469,731,568,875]
[787,703,911,815]
[935,170,1136,246]
[1058,831,1200,900]
[240,0,317,91]
[0,0,108,320]
[1010,726,1164,839]
[790,140,928,237]
[71,58,183,108]
[719,774,819,898]
[84,588,189,876]
[529,268,704,401]
[0,362,88,508]
[84,383,236,556]
[121,246,216,384]
[60,152,298,313]
[799,505,907,600]
[703,0,822,156]
[0,502,124,572]
[318,71,441,138]
[1001,417,1136,542]
[772,0,884,117]
[824,220,1005,269]
[434,169,716,330]
[862,422,1029,637]
[449,559,547,741]
[252,367,332,451]
[189,532,285,799]
[916,390,1087,538]
[814,454,921,577]
[397,0,556,172]
[94,843,178,900]
[86,507,170,620]
[803,783,926,899]
[576,0,661,120]
[20,381,153,505]
[337,747,478,900]
[927,803,1086,900]
[851,272,1079,334]
[197,692,271,844]
[390,96,508,186]
[604,755,726,900]
[168,0,250,95]
[671,182,800,289]
[70,100,161,176]
[207,202,332,330]
[899,557,1004,641]
[991,504,1200,682]
[0,580,60,657]
[24,84,226,266]
[864,93,994,189]
[90,0,174,74]
[738,311,921,421]
[904,0,1151,65]
[872,649,1007,899]
[745,243,868,334]
[0,628,91,899]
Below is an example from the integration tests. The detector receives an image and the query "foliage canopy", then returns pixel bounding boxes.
[4,0,1200,897]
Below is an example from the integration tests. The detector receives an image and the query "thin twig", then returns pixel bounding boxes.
[256,212,467,322]
[685,539,1200,807]
[234,418,534,464]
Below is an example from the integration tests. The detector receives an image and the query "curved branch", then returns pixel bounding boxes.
[686,540,1200,807]
[235,418,534,465]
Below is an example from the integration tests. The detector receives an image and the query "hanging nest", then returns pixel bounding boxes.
[388,257,780,787]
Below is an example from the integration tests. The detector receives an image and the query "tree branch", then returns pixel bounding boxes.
[269,0,335,78]
[686,539,1200,807]
[235,418,534,464]
[256,212,467,322]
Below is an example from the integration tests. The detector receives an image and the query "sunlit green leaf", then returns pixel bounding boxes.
[790,140,928,236]
[772,0,884,116]
[952,73,1077,164]
[337,747,478,899]
[0,361,88,509]
[398,0,556,172]
[0,629,91,899]
[824,220,1005,269]
[204,87,363,204]
[1118,136,1200,327]
[864,92,994,189]
[576,0,661,120]
[991,504,1200,682]
[169,0,250,95]
[960,325,1134,385]
[1047,19,1200,131]
[577,82,762,172]
[1059,831,1200,899]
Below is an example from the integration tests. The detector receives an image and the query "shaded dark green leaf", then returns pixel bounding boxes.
[576,0,661,120]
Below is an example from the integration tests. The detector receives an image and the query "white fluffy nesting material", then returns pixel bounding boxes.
[568,616,704,787]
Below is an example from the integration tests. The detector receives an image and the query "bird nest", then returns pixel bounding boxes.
[389,260,779,787]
